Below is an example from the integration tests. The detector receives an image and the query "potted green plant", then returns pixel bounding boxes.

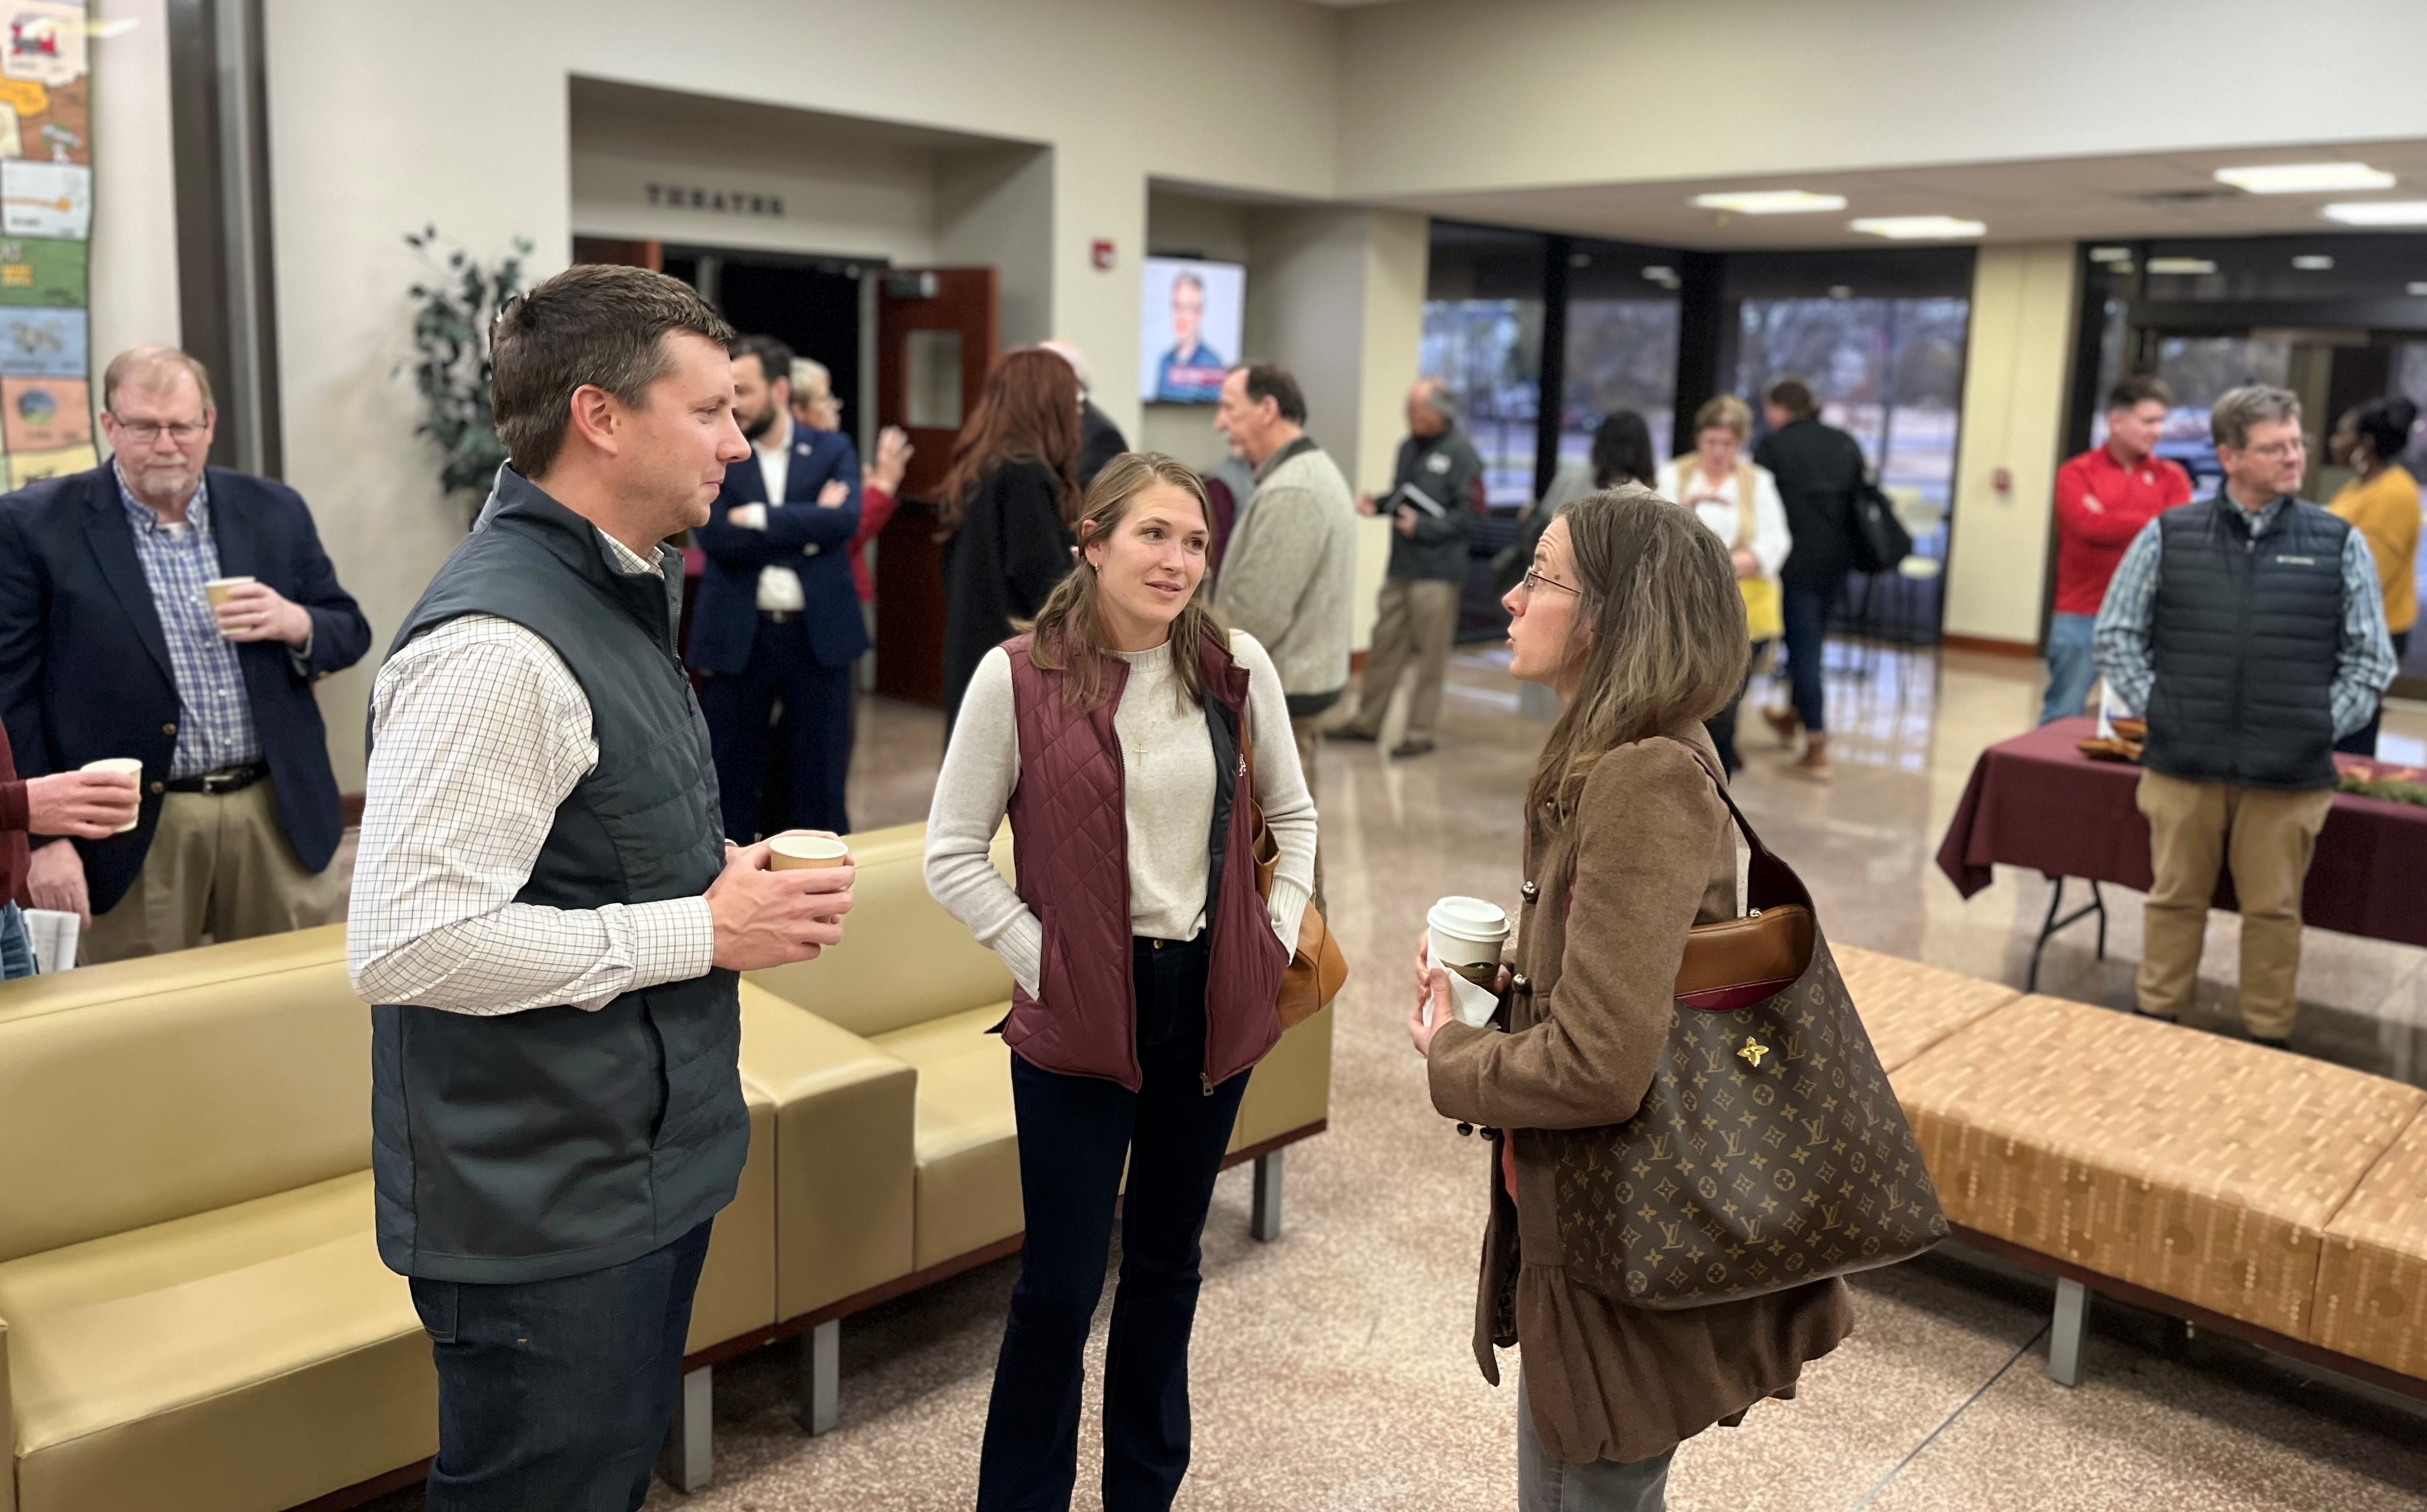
[400,226,532,524]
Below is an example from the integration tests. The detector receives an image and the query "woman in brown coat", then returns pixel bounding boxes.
[1407,485,1852,1510]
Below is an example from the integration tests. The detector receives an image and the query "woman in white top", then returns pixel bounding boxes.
[1655,395,1790,773]
[924,452,1316,1511]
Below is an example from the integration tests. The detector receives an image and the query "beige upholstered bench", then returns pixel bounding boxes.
[1833,944,2020,1073]
[2313,1106,2427,1381]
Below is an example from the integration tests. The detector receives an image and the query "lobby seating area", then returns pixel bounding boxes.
[0,822,1337,1510]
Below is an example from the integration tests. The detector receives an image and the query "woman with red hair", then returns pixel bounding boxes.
[939,347,1083,727]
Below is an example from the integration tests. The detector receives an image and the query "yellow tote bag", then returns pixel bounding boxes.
[1677,456,1784,641]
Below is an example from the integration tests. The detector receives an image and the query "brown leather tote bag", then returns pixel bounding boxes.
[1242,712,1348,1029]
[1532,761,1946,1308]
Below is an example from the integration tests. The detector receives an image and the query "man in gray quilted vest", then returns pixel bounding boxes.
[349,264,856,1510]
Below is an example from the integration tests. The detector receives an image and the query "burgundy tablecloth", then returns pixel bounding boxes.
[1935,717,2427,950]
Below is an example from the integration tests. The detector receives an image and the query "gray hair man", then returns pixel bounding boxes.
[2093,384,2394,1048]
[1336,376,1482,758]
[1213,362,1356,900]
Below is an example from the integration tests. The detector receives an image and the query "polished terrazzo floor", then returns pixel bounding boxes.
[364,641,2427,1511]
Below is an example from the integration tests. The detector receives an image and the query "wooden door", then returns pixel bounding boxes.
[873,268,999,706]
[571,236,663,272]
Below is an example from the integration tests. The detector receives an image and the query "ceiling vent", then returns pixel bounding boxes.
[2128,187,2242,205]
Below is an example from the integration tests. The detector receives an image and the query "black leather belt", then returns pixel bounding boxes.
[166,761,269,795]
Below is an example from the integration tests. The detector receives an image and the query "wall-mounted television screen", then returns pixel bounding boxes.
[1138,257,1244,403]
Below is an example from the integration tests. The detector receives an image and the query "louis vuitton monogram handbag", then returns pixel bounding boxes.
[1533,762,1946,1308]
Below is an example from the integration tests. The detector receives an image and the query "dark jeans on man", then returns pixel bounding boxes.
[1780,576,1843,734]
[978,934,1251,1512]
[410,1219,714,1512]
[700,614,856,841]
[2336,627,2411,756]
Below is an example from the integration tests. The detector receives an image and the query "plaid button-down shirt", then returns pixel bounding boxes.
[116,467,263,779]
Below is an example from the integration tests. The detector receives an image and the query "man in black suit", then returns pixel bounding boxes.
[691,334,868,839]
[1752,378,1867,780]
[1041,339,1129,490]
[0,345,371,960]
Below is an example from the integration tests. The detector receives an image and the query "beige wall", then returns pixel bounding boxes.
[1944,243,2080,648]
[89,0,180,422]
[1336,0,2427,197]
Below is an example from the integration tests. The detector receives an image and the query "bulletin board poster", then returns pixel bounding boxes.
[0,0,93,486]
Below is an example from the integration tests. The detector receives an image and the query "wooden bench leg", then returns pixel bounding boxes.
[798,1318,840,1436]
[657,1363,713,1492]
[2048,1277,2090,1387]
[1251,1150,1284,1243]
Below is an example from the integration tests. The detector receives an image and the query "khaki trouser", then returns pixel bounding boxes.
[1345,577,1460,744]
[2135,768,2334,1039]
[82,777,343,965]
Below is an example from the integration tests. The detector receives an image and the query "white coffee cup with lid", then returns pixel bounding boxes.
[1427,895,1511,1028]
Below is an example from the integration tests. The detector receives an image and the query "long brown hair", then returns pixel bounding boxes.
[1026,452,1228,711]
[937,347,1082,534]
[1527,485,1747,816]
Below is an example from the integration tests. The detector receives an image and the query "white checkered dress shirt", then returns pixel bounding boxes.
[116,467,263,779]
[347,527,717,1016]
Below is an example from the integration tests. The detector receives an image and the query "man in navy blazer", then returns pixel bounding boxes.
[0,346,370,962]
[692,334,869,840]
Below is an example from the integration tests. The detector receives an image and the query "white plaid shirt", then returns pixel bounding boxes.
[346,527,717,1016]
[116,467,262,779]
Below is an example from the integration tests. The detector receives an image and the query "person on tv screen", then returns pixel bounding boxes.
[1154,269,1227,402]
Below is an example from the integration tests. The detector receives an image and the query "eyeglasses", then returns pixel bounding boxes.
[1520,567,1580,599]
[110,415,209,443]
[2242,440,2305,461]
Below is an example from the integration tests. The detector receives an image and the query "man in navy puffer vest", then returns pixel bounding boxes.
[2094,384,2394,1050]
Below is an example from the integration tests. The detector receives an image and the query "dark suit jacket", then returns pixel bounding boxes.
[1752,418,1868,583]
[0,465,372,914]
[1078,400,1128,491]
[690,425,871,674]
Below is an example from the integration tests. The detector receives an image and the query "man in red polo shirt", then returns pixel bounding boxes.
[2042,375,2193,724]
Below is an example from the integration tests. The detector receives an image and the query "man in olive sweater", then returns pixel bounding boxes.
[1337,378,1483,758]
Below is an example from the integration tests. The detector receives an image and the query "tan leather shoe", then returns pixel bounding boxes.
[1760,703,1802,750]
[1787,732,1833,781]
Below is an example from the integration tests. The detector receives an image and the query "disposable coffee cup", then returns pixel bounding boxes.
[204,575,255,609]
[768,835,850,871]
[80,758,145,833]
[1427,895,1511,1028]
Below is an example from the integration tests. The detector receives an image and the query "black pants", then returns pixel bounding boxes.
[2336,627,2410,756]
[700,614,855,841]
[410,1220,714,1512]
[977,935,1251,1512]
[1781,575,1843,734]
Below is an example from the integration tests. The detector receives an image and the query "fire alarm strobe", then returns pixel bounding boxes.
[1091,239,1116,271]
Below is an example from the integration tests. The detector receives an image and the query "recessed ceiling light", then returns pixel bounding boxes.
[1640,265,1674,281]
[2410,282,2427,297]
[2087,246,2133,263]
[2323,201,2427,226]
[1849,216,1986,240]
[2291,254,2335,270]
[2146,257,2219,275]
[1827,285,1854,300]
[2216,162,2395,194]
[1692,190,1848,215]
[1569,252,1592,269]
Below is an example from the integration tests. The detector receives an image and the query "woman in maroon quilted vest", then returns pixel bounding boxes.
[1407,487,1852,1512]
[925,452,1316,1511]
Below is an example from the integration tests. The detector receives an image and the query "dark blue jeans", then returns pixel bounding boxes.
[0,903,33,979]
[410,1219,714,1512]
[978,935,1251,1512]
[1781,576,1843,734]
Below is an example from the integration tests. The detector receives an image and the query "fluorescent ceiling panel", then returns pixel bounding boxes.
[1692,190,1847,215]
[1849,216,1985,240]
[2215,162,2394,194]
[2322,201,2427,226]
